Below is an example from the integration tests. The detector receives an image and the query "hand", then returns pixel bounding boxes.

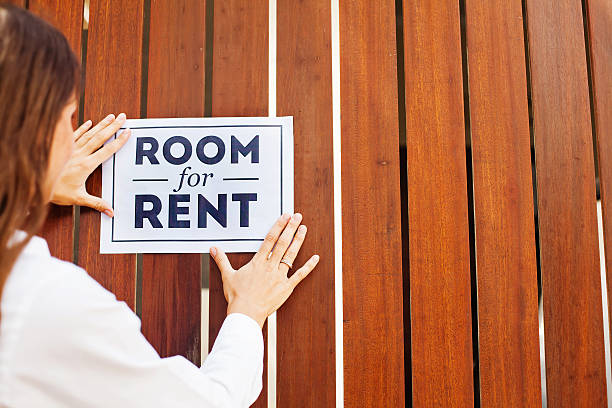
[51,113,131,216]
[210,213,320,328]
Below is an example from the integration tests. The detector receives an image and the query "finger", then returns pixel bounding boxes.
[210,247,234,278]
[82,112,127,155]
[278,225,307,274]
[288,255,320,290]
[253,213,292,263]
[76,114,115,148]
[78,193,113,217]
[270,213,303,264]
[87,128,131,167]
[73,120,93,141]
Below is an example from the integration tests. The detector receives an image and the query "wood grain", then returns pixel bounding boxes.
[140,0,205,367]
[340,1,405,406]
[78,0,143,309]
[209,1,268,406]
[30,0,84,262]
[585,0,612,371]
[465,0,541,405]
[525,0,607,405]
[5,0,25,6]
[402,0,474,406]
[276,0,335,406]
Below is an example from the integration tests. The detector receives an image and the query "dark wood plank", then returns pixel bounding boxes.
[40,205,74,262]
[141,255,201,363]
[340,1,405,407]
[29,0,83,47]
[209,1,268,406]
[78,0,143,309]
[525,0,607,405]
[465,0,541,405]
[30,0,84,262]
[402,0,474,406]
[586,0,612,371]
[140,0,204,367]
[276,0,335,406]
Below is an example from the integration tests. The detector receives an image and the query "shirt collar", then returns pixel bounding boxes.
[10,231,51,257]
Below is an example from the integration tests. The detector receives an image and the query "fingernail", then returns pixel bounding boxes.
[121,128,131,137]
[210,247,217,256]
[300,225,307,232]
[313,255,320,262]
[103,209,114,218]
[117,113,126,121]
[293,213,302,221]
[281,213,291,221]
[85,120,92,125]
[105,114,115,122]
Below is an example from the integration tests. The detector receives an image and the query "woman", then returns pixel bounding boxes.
[0,5,319,407]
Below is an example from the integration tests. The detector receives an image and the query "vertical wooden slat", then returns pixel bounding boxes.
[209,1,268,406]
[30,0,84,263]
[403,0,474,406]
[78,0,143,309]
[465,0,541,405]
[525,0,607,405]
[340,1,405,406]
[586,0,612,368]
[276,0,335,406]
[140,0,204,366]
[5,0,25,6]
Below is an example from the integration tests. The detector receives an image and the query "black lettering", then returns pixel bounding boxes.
[198,194,227,228]
[135,195,162,228]
[231,135,259,164]
[196,136,225,165]
[135,137,160,165]
[232,193,257,227]
[163,136,192,165]
[169,194,190,228]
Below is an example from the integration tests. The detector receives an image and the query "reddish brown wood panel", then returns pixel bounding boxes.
[340,1,405,407]
[5,0,25,6]
[465,0,541,405]
[586,0,612,366]
[209,1,268,406]
[402,0,474,406]
[276,0,335,406]
[140,0,204,367]
[78,0,143,309]
[29,0,83,47]
[30,0,84,262]
[525,0,607,405]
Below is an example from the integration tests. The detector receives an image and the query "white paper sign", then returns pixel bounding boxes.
[100,117,293,254]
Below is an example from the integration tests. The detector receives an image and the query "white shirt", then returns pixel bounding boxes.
[0,236,263,407]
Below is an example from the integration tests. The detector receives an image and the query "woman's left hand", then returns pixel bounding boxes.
[50,113,131,217]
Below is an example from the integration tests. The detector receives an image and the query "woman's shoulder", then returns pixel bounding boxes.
[3,235,108,307]
[1,235,121,340]
[1,234,134,366]
[0,237,138,406]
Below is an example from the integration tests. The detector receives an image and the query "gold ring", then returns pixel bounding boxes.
[280,259,293,269]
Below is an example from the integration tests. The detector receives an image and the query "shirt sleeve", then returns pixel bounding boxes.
[7,265,263,408]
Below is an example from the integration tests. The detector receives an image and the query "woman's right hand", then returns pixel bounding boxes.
[51,113,131,216]
[210,213,319,328]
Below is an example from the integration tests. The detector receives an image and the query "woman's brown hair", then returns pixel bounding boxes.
[0,4,80,309]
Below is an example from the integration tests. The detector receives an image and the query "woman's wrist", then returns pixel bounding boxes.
[227,297,267,328]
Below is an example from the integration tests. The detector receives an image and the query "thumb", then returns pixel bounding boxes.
[79,193,113,217]
[210,247,234,278]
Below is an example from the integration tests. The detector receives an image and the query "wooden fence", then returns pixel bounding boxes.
[12,0,612,406]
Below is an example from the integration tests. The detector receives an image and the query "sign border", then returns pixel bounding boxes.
[99,116,294,254]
